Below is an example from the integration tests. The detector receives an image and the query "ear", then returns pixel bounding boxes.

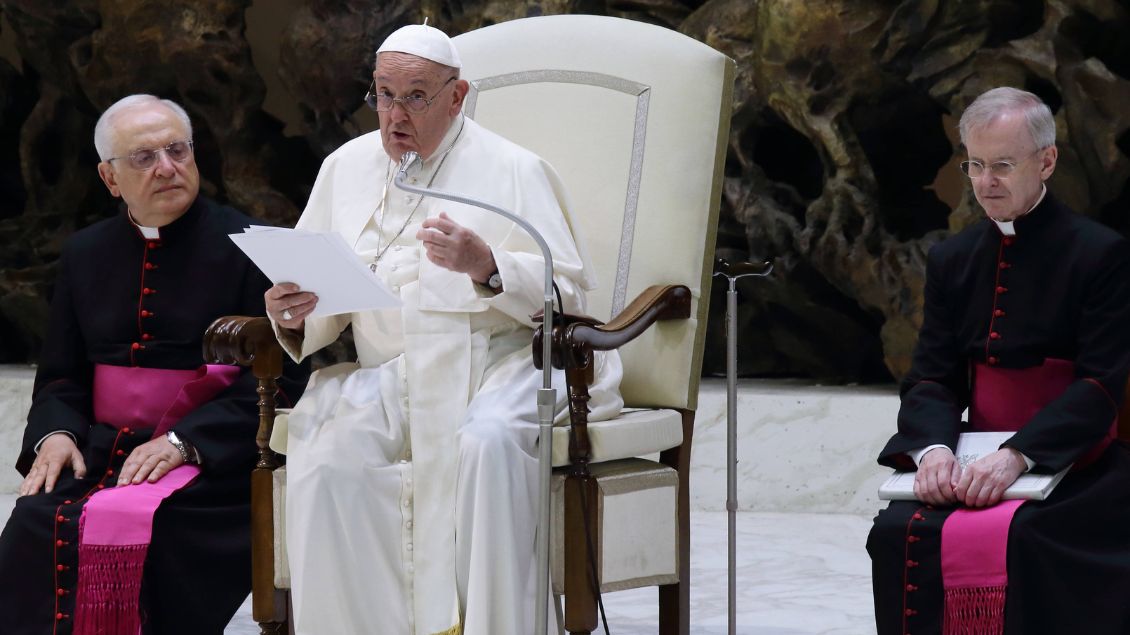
[1039,145,1058,181]
[448,79,469,117]
[97,162,122,198]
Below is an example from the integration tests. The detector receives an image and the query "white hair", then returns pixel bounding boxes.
[93,94,193,161]
[958,87,1055,150]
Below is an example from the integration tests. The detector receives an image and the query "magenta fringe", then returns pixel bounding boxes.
[943,584,1007,635]
[73,542,148,635]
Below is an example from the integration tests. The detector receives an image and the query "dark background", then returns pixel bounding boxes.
[1,0,1127,382]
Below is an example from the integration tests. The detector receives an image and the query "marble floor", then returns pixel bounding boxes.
[0,494,875,634]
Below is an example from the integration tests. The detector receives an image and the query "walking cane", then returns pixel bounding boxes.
[713,257,772,635]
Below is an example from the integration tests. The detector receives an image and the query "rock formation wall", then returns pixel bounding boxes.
[0,0,1127,381]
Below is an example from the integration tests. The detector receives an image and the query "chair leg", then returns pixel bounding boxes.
[659,414,693,635]
[659,503,690,635]
[563,471,599,634]
[258,621,286,635]
[658,581,689,635]
[553,594,567,635]
[251,467,289,634]
[256,590,291,634]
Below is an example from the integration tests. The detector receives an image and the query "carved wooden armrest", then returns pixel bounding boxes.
[533,284,690,369]
[203,316,284,470]
[533,285,692,466]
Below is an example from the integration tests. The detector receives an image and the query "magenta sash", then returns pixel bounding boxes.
[75,363,239,635]
[942,499,1023,633]
[942,359,1115,634]
[968,359,1075,432]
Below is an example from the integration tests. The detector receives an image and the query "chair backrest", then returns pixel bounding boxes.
[454,15,734,411]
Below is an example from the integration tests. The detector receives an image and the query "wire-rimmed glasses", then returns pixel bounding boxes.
[364,77,456,114]
[959,148,1044,179]
[107,140,194,171]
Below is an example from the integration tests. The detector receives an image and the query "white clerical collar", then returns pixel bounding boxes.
[419,114,465,170]
[127,210,161,239]
[991,184,1047,236]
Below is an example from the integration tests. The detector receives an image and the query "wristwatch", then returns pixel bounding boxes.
[166,430,200,464]
[486,270,503,291]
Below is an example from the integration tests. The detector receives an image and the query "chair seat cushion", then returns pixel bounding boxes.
[269,409,291,455]
[272,466,290,589]
[552,408,683,467]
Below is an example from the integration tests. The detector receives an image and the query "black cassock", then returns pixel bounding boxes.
[867,193,1130,635]
[0,197,306,634]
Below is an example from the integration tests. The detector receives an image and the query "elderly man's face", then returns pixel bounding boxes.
[963,110,1057,222]
[373,52,466,161]
[96,102,200,227]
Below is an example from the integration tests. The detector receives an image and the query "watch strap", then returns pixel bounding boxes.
[166,431,200,464]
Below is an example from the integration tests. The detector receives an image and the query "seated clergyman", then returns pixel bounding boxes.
[0,94,306,634]
[867,87,1130,634]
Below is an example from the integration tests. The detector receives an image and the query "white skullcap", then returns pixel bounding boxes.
[376,22,462,69]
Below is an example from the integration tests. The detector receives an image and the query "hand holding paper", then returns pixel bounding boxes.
[265,282,318,329]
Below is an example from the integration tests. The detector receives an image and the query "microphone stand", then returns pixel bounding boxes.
[396,151,557,635]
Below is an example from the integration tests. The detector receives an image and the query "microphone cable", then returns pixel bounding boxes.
[555,278,611,635]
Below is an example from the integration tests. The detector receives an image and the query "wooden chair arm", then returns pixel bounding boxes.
[204,315,290,624]
[203,316,283,378]
[203,315,283,470]
[533,284,691,371]
[532,285,692,467]
[568,284,691,351]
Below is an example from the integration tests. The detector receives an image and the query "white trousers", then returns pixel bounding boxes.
[285,356,563,635]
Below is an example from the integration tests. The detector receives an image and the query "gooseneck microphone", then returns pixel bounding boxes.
[396,150,558,635]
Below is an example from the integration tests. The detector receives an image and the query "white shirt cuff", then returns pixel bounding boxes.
[909,443,1034,472]
[908,444,951,467]
[1006,446,1036,472]
[34,431,77,454]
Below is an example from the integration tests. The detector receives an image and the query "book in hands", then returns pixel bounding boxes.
[878,431,1069,501]
[229,227,402,317]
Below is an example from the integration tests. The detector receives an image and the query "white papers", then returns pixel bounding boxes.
[878,432,1069,502]
[230,227,401,317]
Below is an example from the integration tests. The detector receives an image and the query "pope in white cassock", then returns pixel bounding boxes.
[264,23,624,635]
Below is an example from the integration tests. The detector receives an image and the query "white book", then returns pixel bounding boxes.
[229,227,402,317]
[878,432,1069,501]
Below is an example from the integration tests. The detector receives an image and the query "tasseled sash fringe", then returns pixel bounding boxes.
[70,465,204,635]
[943,585,1007,635]
[73,542,148,635]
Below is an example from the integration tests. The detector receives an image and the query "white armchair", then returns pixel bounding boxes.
[204,14,733,635]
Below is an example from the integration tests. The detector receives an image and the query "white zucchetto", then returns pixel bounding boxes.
[376,22,462,69]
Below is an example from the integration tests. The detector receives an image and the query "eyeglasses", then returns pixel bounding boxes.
[959,149,1043,179]
[364,77,456,114]
[108,140,194,171]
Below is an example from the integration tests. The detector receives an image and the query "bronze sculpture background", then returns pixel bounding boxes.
[0,0,1127,382]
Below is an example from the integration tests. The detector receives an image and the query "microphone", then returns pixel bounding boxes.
[393,145,558,635]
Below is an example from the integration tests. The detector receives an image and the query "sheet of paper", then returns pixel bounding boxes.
[229,227,401,317]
